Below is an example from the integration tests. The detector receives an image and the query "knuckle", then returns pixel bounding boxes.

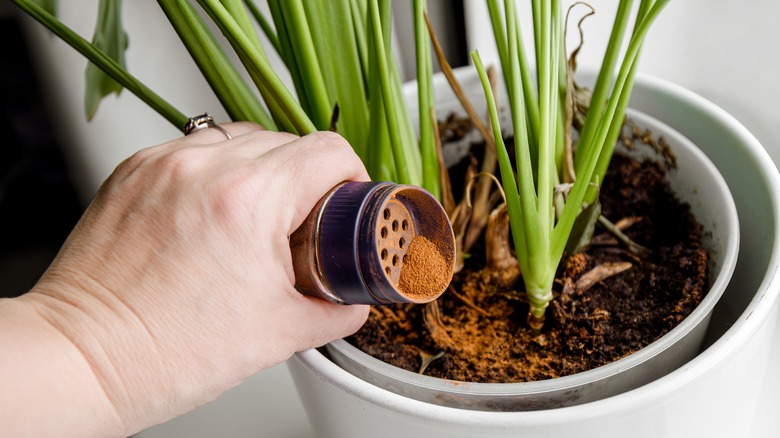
[206,167,258,224]
[156,147,205,179]
[308,130,351,152]
[305,131,365,174]
[230,121,263,132]
[115,147,156,176]
[245,130,299,146]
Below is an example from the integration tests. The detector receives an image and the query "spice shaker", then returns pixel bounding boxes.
[290,181,455,305]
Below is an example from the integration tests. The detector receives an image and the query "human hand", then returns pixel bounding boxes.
[24,123,370,434]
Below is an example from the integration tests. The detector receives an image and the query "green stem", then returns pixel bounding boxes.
[503,0,543,271]
[367,0,413,184]
[199,0,315,134]
[304,0,370,160]
[573,0,634,172]
[415,0,440,200]
[552,0,670,260]
[474,50,550,321]
[159,0,275,128]
[243,0,282,55]
[278,0,332,130]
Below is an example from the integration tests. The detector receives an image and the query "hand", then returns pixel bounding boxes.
[23,124,370,434]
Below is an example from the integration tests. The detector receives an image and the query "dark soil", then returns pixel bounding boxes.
[348,152,708,383]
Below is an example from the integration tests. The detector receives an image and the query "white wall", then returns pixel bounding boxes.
[464,0,780,167]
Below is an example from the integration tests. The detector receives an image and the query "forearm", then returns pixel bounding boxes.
[0,295,124,437]
[16,271,226,437]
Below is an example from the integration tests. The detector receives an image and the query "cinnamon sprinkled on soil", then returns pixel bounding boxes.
[350,152,709,383]
[398,236,451,300]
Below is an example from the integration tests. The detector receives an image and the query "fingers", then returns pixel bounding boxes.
[259,131,371,233]
[290,297,370,351]
[182,121,263,144]
[225,130,301,159]
[115,129,368,237]
[113,125,299,182]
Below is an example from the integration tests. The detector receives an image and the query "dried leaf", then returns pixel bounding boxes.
[418,351,445,375]
[575,261,633,294]
[431,106,456,216]
[449,156,478,273]
[486,204,520,287]
[423,301,454,349]
[464,65,500,253]
[448,286,490,317]
[597,214,651,256]
[565,200,602,255]
[329,103,340,132]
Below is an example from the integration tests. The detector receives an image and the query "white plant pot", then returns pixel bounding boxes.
[288,71,780,436]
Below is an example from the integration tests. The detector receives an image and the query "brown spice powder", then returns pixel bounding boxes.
[398,236,451,300]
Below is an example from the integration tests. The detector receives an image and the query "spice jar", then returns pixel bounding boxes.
[290,182,455,305]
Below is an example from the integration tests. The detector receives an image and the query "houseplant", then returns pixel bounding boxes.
[336,1,739,398]
[10,0,760,434]
[322,57,739,405]
[288,70,776,436]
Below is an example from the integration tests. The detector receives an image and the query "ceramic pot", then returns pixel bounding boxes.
[289,70,779,436]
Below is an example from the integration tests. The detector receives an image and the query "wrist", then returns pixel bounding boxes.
[0,294,126,437]
[25,278,169,435]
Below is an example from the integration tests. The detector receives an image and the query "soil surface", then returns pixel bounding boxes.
[348,152,708,383]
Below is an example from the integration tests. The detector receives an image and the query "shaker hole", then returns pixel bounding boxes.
[392,220,398,232]
[381,227,388,238]
[402,220,409,231]
[383,208,391,220]
[381,249,388,260]
[399,237,405,249]
[392,255,399,266]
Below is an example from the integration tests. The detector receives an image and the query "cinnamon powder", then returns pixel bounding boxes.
[398,236,451,300]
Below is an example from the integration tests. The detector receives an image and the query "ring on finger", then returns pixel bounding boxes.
[183,113,232,140]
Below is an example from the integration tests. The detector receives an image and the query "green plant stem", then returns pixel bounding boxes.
[473,50,552,330]
[305,1,370,160]
[552,0,670,260]
[573,0,634,172]
[502,0,544,276]
[198,0,315,134]
[348,0,371,84]
[84,0,126,120]
[266,0,310,123]
[487,0,540,157]
[11,0,188,129]
[243,0,281,55]
[158,0,275,128]
[536,0,563,243]
[278,1,332,130]
[415,0,441,200]
[367,0,414,185]
[583,0,660,204]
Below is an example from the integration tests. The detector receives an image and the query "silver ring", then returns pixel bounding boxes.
[183,113,232,140]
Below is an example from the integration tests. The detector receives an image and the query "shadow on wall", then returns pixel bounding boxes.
[0,16,83,298]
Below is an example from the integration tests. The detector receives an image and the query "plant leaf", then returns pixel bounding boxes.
[565,199,601,255]
[84,0,127,120]
[12,0,186,127]
[31,0,56,16]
